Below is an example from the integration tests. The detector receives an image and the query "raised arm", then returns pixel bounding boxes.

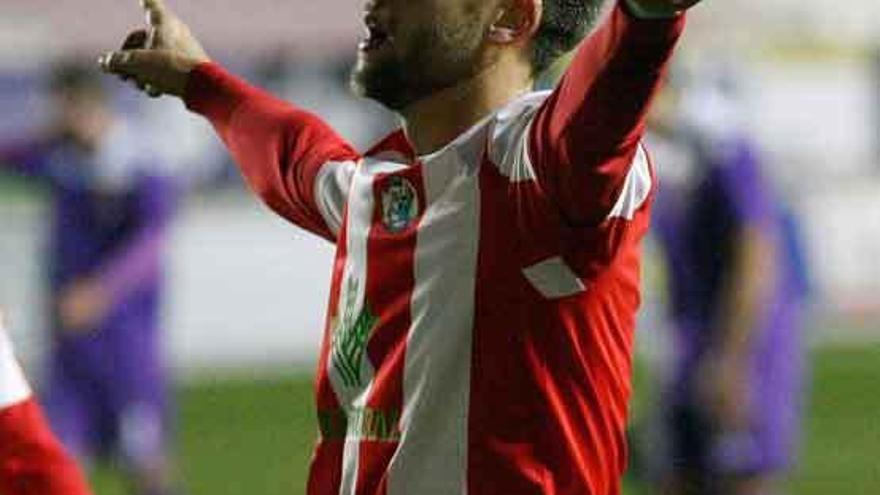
[528,0,692,226]
[57,174,178,332]
[0,141,53,179]
[100,0,359,241]
[183,65,360,239]
[96,174,176,300]
[704,140,780,432]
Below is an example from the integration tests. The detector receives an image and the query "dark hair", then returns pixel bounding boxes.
[49,60,105,96]
[531,0,603,75]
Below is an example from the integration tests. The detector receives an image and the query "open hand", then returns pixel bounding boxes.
[99,0,210,98]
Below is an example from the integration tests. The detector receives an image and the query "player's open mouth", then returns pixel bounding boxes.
[359,18,392,52]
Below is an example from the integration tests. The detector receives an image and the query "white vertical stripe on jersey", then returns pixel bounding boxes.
[488,93,548,183]
[0,323,31,409]
[330,163,375,495]
[331,158,409,495]
[313,160,358,238]
[387,149,480,494]
[607,145,652,220]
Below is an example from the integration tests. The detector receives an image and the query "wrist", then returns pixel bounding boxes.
[169,54,210,97]
[183,62,248,123]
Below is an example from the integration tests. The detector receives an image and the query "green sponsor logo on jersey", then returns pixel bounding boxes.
[318,407,400,441]
[331,278,377,389]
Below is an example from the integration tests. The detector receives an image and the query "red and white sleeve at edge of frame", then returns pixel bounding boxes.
[0,319,93,495]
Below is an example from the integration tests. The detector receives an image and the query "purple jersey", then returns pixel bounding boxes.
[652,132,799,355]
[650,127,806,475]
[0,123,176,463]
[1,126,175,337]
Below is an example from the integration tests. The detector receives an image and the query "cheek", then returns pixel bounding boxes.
[413,21,479,58]
[57,108,81,130]
[392,5,487,74]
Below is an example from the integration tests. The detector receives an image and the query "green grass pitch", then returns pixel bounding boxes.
[90,344,880,494]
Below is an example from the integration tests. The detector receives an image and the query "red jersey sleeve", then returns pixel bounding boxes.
[185,63,360,242]
[1,324,91,495]
[0,399,92,495]
[529,2,685,226]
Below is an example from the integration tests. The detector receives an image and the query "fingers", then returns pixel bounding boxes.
[98,50,145,88]
[99,49,159,77]
[146,26,158,50]
[99,50,130,75]
[141,0,170,50]
[118,29,150,82]
[98,50,165,97]
[141,0,169,27]
[121,29,149,50]
[134,81,160,98]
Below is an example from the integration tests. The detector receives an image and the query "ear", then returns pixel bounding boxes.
[487,0,541,45]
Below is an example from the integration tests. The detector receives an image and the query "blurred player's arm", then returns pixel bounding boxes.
[700,224,777,431]
[716,227,777,360]
[0,313,93,495]
[0,142,52,178]
[58,175,177,332]
[529,0,693,225]
[702,145,780,431]
[100,0,359,241]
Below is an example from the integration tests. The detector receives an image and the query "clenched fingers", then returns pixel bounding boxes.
[141,0,170,27]
[98,50,165,96]
[121,29,149,50]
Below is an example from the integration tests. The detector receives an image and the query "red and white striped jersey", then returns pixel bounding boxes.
[187,4,685,494]
[0,327,30,412]
[0,321,93,495]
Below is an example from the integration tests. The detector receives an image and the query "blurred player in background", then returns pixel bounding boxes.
[100,0,703,493]
[0,62,180,495]
[0,308,93,495]
[647,70,809,495]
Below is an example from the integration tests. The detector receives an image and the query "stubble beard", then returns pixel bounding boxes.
[350,18,486,112]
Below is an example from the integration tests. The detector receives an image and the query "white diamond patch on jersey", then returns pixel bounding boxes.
[522,256,587,299]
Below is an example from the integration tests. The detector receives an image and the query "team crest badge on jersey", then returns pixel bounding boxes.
[380,176,419,233]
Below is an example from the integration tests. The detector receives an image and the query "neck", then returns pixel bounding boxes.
[400,55,533,156]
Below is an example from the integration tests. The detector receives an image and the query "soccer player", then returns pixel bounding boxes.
[0,309,93,495]
[648,78,807,495]
[0,63,179,495]
[101,0,702,493]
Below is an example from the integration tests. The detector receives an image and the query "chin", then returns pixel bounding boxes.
[350,56,412,112]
